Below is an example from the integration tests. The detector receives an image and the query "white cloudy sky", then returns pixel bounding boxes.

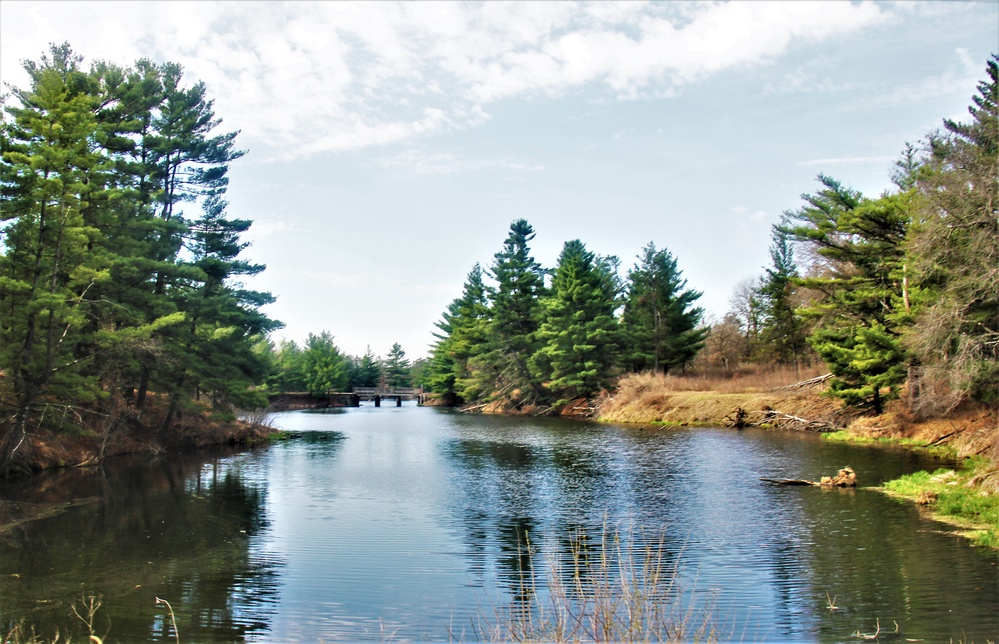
[2,1,996,360]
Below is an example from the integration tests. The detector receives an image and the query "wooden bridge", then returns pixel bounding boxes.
[351,387,426,407]
[268,387,427,410]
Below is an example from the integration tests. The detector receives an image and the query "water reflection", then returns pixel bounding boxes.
[436,416,998,641]
[0,448,283,641]
[2,408,996,642]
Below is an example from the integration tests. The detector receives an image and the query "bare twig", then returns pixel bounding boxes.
[854,618,881,640]
[155,597,180,644]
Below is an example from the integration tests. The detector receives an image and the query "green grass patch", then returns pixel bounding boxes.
[822,430,957,458]
[881,461,999,548]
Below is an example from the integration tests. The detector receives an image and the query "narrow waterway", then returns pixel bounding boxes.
[1,404,996,641]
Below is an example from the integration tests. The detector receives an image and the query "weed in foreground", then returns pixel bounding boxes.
[475,527,718,643]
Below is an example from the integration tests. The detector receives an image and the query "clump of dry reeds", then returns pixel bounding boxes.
[480,527,718,643]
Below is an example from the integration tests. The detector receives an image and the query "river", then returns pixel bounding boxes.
[1,403,996,641]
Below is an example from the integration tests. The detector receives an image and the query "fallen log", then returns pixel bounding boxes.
[760,478,817,486]
[761,466,857,487]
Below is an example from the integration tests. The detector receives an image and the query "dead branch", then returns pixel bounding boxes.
[927,430,960,446]
[760,477,817,486]
[775,373,833,390]
[853,618,881,640]
[730,408,836,432]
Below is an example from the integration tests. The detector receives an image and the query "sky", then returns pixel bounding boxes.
[2,1,997,360]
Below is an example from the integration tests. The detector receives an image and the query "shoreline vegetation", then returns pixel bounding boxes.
[8,363,996,551]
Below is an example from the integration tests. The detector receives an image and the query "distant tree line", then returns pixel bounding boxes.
[424,221,707,407]
[257,336,422,396]
[698,54,997,415]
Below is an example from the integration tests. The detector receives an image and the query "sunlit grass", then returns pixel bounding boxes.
[881,459,999,548]
[822,431,958,459]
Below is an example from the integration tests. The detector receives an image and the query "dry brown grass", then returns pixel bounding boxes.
[619,364,829,395]
[598,366,842,427]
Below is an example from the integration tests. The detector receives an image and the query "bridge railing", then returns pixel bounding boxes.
[352,387,423,396]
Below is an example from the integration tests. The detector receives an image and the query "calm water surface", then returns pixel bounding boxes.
[1,404,996,641]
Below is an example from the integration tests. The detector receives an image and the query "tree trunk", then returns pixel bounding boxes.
[136,364,150,408]
[159,389,182,439]
[1,390,36,475]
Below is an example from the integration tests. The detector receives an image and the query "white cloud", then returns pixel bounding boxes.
[375,149,544,176]
[798,155,896,168]
[0,0,894,159]
[246,219,304,238]
[869,50,984,107]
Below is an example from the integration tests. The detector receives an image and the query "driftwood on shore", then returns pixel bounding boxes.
[726,406,836,432]
[761,466,857,487]
[775,373,834,390]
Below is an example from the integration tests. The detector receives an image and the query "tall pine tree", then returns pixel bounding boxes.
[786,177,911,414]
[426,263,491,403]
[0,47,110,467]
[620,242,706,374]
[531,240,620,401]
[467,220,547,404]
[757,220,808,371]
[904,55,999,410]
[383,343,411,387]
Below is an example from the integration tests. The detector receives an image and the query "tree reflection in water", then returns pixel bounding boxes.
[0,447,284,641]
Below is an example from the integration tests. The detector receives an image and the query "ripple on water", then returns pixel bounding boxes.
[0,407,995,642]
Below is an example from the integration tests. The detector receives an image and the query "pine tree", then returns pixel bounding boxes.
[466,220,547,404]
[904,54,999,409]
[757,221,808,370]
[786,177,911,413]
[531,240,620,400]
[268,339,306,392]
[301,332,349,396]
[384,343,411,387]
[426,263,491,402]
[0,48,110,467]
[354,347,382,388]
[135,61,248,407]
[620,242,706,374]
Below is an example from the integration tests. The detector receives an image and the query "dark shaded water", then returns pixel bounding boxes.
[1,404,996,641]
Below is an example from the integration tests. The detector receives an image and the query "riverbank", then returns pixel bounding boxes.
[1,396,272,476]
[595,370,999,547]
[595,370,846,429]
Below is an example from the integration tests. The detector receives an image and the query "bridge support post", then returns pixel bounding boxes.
[374,395,381,408]
[351,394,360,407]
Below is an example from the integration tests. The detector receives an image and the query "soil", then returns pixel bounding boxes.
[2,397,271,477]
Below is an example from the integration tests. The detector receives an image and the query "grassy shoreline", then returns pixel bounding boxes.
[878,459,999,548]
